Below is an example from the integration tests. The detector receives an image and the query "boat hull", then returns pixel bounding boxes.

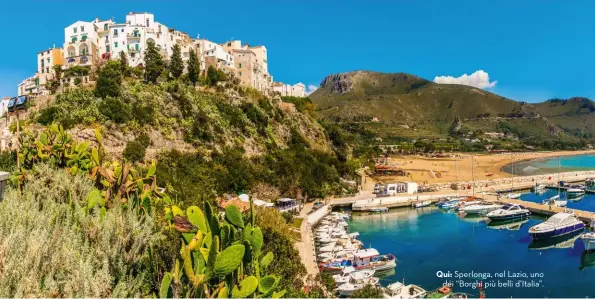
[487,211,530,221]
[583,237,595,251]
[530,223,585,239]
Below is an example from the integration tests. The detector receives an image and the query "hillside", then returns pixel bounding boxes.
[309,71,590,145]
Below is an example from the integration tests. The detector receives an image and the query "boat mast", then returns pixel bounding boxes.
[558,156,561,197]
[471,154,475,198]
[511,153,514,193]
[455,154,459,198]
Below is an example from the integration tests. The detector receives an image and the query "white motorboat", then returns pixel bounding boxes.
[506,193,521,199]
[413,200,431,208]
[533,184,547,192]
[319,244,342,253]
[486,204,530,221]
[582,233,595,251]
[460,202,503,215]
[383,282,427,299]
[332,266,375,285]
[529,212,585,239]
[543,195,567,207]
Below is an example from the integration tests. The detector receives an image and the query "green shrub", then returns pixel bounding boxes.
[0,165,159,297]
[123,140,146,163]
[0,150,16,172]
[95,60,123,98]
[99,97,132,123]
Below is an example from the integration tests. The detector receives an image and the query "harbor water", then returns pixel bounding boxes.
[520,189,595,213]
[347,204,595,297]
[502,154,595,176]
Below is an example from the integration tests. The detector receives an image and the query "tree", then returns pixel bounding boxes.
[144,40,165,83]
[99,97,131,123]
[53,65,63,82]
[350,284,384,298]
[122,140,146,163]
[206,65,219,86]
[169,44,183,79]
[187,49,200,86]
[119,51,128,76]
[94,60,122,98]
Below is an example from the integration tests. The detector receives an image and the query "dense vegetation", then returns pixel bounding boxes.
[310,71,595,151]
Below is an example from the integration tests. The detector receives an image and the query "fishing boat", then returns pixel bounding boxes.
[332,266,375,285]
[486,218,529,231]
[413,200,431,208]
[460,202,502,215]
[529,212,585,239]
[566,188,586,199]
[486,204,531,221]
[383,282,426,299]
[320,248,396,272]
[542,194,567,207]
[438,199,460,210]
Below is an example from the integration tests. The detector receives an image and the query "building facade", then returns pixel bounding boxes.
[223,40,272,93]
[18,76,40,96]
[272,82,305,97]
[37,47,64,94]
[63,20,99,68]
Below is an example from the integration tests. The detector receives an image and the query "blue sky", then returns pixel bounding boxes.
[2,1,595,102]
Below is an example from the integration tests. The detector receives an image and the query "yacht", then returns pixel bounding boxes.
[486,204,531,221]
[383,282,426,299]
[542,195,567,207]
[528,212,585,239]
[460,202,502,215]
[566,188,585,199]
[332,266,375,285]
[580,222,595,251]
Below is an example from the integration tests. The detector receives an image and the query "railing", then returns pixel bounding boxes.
[127,33,141,38]
[128,47,140,53]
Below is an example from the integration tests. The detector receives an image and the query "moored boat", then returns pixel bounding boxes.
[543,195,567,207]
[368,207,389,213]
[532,184,546,192]
[413,200,431,208]
[506,193,521,199]
[332,266,375,286]
[383,282,426,299]
[486,204,531,221]
[321,248,396,272]
[529,212,585,239]
[460,202,502,215]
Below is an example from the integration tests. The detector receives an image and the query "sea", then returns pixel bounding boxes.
[345,196,595,297]
[501,154,595,176]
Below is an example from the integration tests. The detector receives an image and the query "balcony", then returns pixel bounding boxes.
[127,32,141,39]
[128,46,140,53]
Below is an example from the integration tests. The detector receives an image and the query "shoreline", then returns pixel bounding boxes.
[384,150,595,185]
[499,151,595,175]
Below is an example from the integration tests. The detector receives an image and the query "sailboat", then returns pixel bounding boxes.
[506,154,521,199]
[543,156,567,207]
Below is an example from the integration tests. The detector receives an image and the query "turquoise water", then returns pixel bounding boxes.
[502,154,595,175]
[348,205,595,297]
[520,189,595,212]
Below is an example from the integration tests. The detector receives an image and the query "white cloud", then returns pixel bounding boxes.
[433,70,497,89]
[305,84,318,96]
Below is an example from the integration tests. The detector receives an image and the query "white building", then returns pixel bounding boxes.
[17,76,40,96]
[63,20,99,67]
[272,82,305,97]
[198,39,235,71]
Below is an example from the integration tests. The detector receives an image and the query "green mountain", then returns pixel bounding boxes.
[309,71,592,145]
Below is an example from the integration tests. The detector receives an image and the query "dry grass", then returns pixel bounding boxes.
[0,164,160,297]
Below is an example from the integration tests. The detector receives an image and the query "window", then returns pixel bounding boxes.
[113,29,118,36]
[46,67,49,73]
[114,42,118,48]
[146,18,149,27]
[239,63,242,69]
[131,53,135,58]
[81,26,84,32]
[239,71,242,76]
[41,68,44,73]
[121,29,124,32]
[228,42,231,46]
[104,24,108,31]
[74,27,77,33]
[106,45,110,52]
[47,58,50,63]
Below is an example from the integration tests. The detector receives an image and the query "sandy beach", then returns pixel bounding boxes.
[378,150,595,184]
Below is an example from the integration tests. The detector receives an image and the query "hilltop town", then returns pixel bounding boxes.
[15,12,306,99]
